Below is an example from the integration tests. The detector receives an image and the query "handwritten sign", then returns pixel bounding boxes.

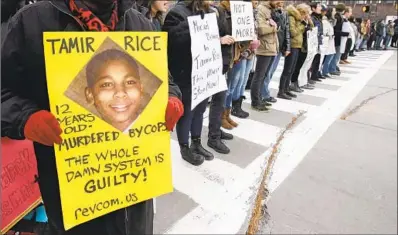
[298,28,318,86]
[188,13,227,110]
[1,138,42,234]
[230,1,255,41]
[43,32,172,230]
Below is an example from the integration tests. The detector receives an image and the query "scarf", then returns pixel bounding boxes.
[66,0,119,31]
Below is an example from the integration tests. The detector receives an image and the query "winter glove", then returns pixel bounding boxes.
[24,110,62,146]
[222,65,229,74]
[165,96,184,131]
[249,39,260,51]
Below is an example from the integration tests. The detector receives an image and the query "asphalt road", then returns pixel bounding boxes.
[265,49,397,234]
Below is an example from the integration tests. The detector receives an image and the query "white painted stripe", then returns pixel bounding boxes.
[243,91,316,114]
[318,78,346,86]
[203,117,281,147]
[171,140,244,187]
[170,141,234,210]
[269,81,333,98]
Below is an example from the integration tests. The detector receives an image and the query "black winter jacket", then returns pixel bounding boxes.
[272,9,291,53]
[1,1,179,234]
[162,1,231,89]
[334,13,349,47]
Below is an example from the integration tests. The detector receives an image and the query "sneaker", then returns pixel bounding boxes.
[301,84,314,90]
[308,80,316,85]
[207,138,230,154]
[251,103,270,112]
[261,99,272,106]
[330,72,341,76]
[265,97,277,103]
[180,145,204,166]
[324,74,332,78]
[312,78,322,82]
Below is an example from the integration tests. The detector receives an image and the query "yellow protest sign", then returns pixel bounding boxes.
[43,32,172,230]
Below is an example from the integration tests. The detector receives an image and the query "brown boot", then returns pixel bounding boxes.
[226,108,238,127]
[222,110,234,130]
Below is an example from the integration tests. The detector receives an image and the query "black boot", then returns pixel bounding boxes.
[180,144,204,166]
[277,92,292,100]
[191,137,214,161]
[207,137,230,154]
[220,129,233,140]
[286,91,297,98]
[232,97,249,119]
[290,82,304,93]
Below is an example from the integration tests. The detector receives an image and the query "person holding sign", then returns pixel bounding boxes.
[262,0,291,103]
[1,0,183,234]
[249,1,278,111]
[163,0,235,164]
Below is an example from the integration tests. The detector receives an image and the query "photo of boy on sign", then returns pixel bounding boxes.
[85,49,143,131]
[65,38,164,133]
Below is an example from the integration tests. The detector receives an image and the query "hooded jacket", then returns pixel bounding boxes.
[162,1,231,89]
[255,1,278,56]
[287,5,307,49]
[1,1,179,234]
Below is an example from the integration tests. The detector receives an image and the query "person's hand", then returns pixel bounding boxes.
[284,51,291,57]
[269,18,277,28]
[165,96,184,131]
[220,35,235,45]
[250,39,260,50]
[24,110,63,146]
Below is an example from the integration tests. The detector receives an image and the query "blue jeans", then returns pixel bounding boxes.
[376,36,384,49]
[329,46,341,73]
[233,57,254,101]
[262,53,281,98]
[322,54,334,75]
[225,61,243,108]
[360,39,367,49]
[385,35,392,47]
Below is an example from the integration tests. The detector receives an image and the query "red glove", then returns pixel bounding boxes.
[165,97,184,131]
[24,110,63,146]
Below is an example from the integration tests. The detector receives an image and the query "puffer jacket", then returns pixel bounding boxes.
[287,5,306,49]
[255,1,278,56]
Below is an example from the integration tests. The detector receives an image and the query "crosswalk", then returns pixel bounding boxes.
[153,50,392,234]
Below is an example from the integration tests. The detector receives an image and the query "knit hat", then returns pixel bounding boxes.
[335,3,346,13]
[321,4,327,12]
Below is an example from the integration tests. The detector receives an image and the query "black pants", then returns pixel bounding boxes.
[279,48,300,93]
[341,38,352,60]
[176,87,208,144]
[310,53,321,80]
[208,90,226,139]
[291,51,307,83]
[250,55,274,105]
[392,34,398,46]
